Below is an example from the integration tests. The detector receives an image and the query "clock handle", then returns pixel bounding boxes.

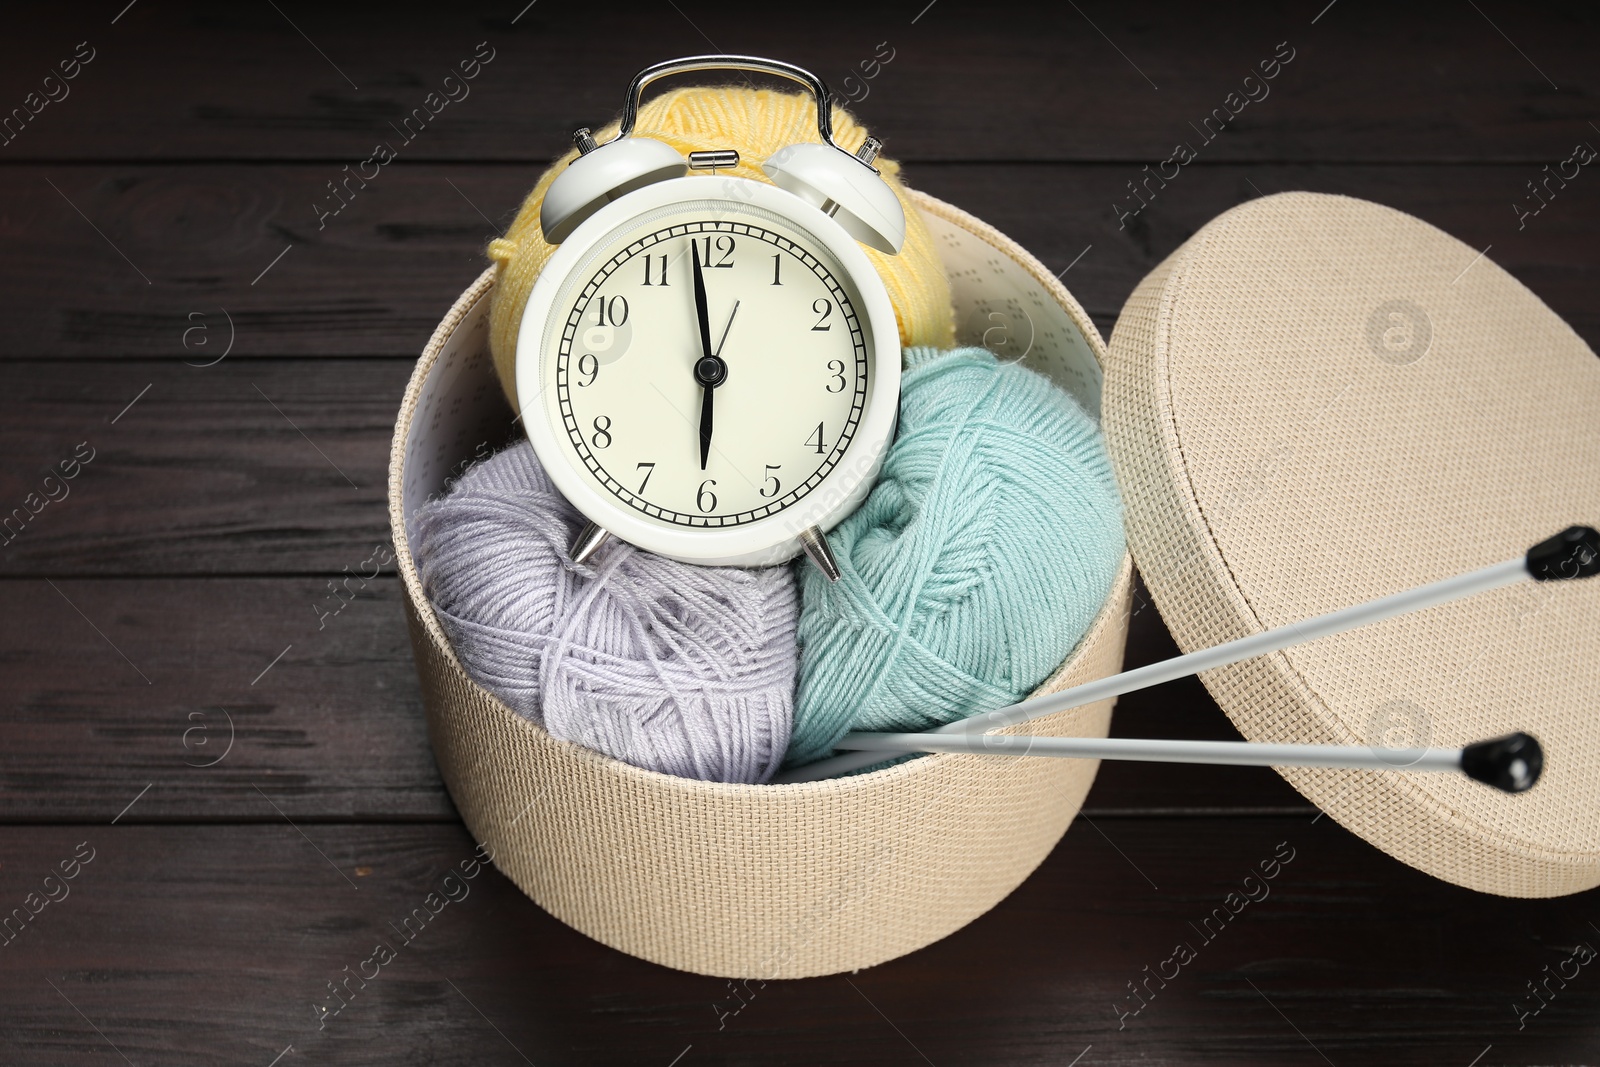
[615,55,846,153]
[800,526,842,583]
[613,55,906,253]
[543,54,906,252]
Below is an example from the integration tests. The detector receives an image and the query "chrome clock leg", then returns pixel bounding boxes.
[799,525,841,583]
[570,521,612,564]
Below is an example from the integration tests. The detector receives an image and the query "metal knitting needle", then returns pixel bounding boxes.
[831,730,1544,793]
[773,525,1597,785]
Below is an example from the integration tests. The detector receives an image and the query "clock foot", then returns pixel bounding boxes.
[569,521,612,565]
[799,526,841,583]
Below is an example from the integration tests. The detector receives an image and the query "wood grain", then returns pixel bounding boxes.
[0,360,407,575]
[2,162,1593,359]
[1,2,1594,164]
[0,577,446,822]
[0,818,1594,1066]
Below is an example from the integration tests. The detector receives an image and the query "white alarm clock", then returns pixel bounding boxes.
[514,55,905,581]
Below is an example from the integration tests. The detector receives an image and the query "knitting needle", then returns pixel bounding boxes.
[772,525,1596,784]
[831,730,1544,793]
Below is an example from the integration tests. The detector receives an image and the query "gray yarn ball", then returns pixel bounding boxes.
[411,441,799,784]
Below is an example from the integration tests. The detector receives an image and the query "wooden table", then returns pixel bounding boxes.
[3,2,1597,1063]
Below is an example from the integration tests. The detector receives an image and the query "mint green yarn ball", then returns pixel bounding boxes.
[785,345,1125,768]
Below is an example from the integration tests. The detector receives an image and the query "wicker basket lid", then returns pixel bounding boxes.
[1104,191,1600,898]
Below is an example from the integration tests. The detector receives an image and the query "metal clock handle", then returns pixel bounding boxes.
[612,54,851,156]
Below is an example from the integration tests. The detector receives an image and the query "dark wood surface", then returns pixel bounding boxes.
[2,2,1597,1063]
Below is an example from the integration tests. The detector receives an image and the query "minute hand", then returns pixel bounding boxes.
[690,241,727,471]
[691,240,714,362]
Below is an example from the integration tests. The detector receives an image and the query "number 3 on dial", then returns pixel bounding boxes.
[825,360,845,392]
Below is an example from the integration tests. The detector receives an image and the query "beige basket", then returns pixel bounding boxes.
[389,190,1135,979]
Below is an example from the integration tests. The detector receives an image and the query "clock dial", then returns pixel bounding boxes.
[543,203,873,529]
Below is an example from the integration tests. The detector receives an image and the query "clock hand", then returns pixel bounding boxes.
[694,353,728,469]
[698,378,714,470]
[691,240,714,367]
[691,242,715,470]
[690,241,729,471]
[714,300,740,356]
[699,301,740,470]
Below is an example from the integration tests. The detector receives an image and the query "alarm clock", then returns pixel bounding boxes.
[514,55,906,581]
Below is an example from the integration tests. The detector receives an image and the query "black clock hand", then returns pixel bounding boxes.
[698,377,714,471]
[690,241,728,471]
[696,301,740,470]
[691,240,714,363]
[692,242,714,470]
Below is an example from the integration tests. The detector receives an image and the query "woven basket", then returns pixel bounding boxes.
[389,190,1135,978]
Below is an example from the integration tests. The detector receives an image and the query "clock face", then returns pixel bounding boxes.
[539,198,875,530]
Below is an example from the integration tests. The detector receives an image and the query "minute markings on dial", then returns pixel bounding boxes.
[553,218,868,528]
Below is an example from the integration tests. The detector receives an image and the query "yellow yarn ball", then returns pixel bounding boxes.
[486,85,955,408]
